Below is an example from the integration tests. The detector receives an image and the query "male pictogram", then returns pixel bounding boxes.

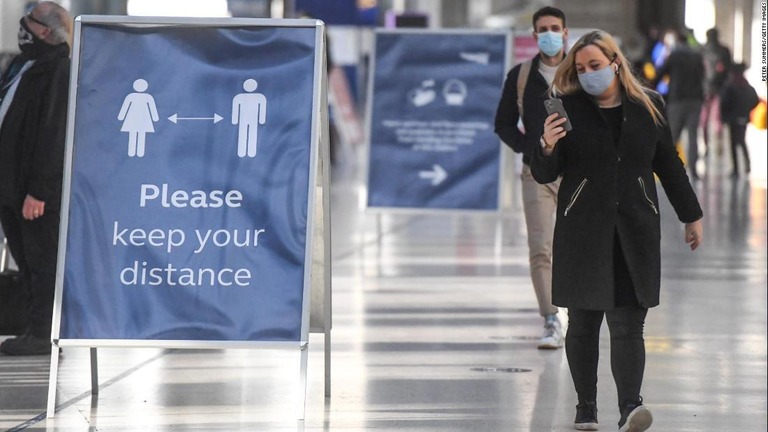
[231,79,267,158]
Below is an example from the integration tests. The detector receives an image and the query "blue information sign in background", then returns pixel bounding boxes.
[366,31,507,210]
[59,22,319,342]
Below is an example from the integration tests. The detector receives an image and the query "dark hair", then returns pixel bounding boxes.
[732,63,747,74]
[706,28,719,40]
[676,29,688,43]
[532,6,566,29]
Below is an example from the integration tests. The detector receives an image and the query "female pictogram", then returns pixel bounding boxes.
[118,79,159,157]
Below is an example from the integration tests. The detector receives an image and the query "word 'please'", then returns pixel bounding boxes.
[140,184,243,208]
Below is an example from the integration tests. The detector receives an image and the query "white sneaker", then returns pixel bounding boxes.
[537,320,564,349]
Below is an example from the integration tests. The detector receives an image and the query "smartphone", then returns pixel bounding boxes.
[543,98,573,131]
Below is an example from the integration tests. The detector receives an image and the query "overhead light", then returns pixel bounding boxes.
[127,0,231,17]
[684,0,715,44]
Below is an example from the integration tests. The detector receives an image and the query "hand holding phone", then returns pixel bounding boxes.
[543,98,572,131]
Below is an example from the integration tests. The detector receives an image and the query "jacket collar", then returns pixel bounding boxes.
[21,42,69,66]
[571,88,632,110]
[531,52,566,84]
[533,51,566,67]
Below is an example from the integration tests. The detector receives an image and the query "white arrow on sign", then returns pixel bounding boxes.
[418,164,447,186]
[168,113,223,124]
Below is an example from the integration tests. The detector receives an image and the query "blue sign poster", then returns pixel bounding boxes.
[55,18,322,343]
[366,30,508,210]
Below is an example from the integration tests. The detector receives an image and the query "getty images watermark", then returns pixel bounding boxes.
[763,1,767,81]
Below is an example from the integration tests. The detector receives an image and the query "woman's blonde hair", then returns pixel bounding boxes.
[551,30,665,126]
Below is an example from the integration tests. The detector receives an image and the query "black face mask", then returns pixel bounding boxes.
[18,17,53,59]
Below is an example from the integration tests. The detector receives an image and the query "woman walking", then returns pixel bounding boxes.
[532,30,704,431]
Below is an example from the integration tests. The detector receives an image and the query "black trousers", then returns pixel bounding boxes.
[728,121,751,174]
[0,204,60,338]
[566,307,648,409]
[565,232,648,410]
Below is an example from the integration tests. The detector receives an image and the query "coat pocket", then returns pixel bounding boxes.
[637,177,659,215]
[564,178,588,216]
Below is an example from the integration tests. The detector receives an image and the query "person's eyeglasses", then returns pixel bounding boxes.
[25,13,48,28]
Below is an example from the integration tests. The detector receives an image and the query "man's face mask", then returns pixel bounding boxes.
[537,31,564,57]
[18,16,50,58]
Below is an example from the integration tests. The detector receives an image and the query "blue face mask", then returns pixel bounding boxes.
[578,63,617,96]
[537,31,564,57]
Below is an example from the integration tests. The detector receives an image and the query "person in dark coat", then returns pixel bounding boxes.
[533,30,704,431]
[0,1,72,355]
[719,63,759,177]
[654,29,705,179]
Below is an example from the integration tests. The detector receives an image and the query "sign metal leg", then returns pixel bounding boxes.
[324,328,331,397]
[298,343,309,420]
[90,347,99,394]
[46,343,60,418]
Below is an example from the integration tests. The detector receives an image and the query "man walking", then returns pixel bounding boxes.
[494,6,568,349]
[0,1,72,355]
[655,29,705,179]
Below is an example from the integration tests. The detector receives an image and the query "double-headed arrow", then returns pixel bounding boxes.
[167,113,223,124]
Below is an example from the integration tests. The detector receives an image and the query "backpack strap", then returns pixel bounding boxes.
[516,60,532,120]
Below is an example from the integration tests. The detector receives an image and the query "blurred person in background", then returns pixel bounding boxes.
[648,28,674,97]
[719,63,759,177]
[654,29,705,179]
[0,1,72,356]
[700,27,732,157]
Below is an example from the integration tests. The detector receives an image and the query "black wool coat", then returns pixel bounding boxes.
[0,44,70,210]
[530,91,703,310]
[494,54,563,166]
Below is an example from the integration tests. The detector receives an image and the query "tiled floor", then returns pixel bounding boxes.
[1,134,766,431]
